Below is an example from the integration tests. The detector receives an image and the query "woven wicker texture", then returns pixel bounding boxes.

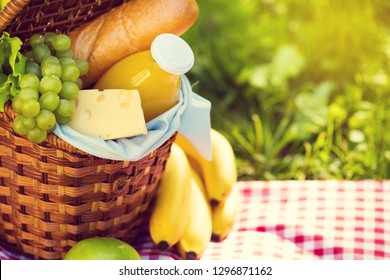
[0,104,176,258]
[0,0,128,43]
[0,0,177,259]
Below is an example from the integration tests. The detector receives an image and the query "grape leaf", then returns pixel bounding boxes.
[0,32,26,111]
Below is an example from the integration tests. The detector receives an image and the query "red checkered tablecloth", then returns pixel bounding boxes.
[1,180,389,260]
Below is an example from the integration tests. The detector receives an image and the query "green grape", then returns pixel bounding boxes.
[54,113,72,124]
[52,34,71,52]
[41,55,60,67]
[12,115,28,136]
[36,110,56,130]
[61,63,80,82]
[29,34,44,48]
[18,87,39,100]
[40,75,62,94]
[21,99,40,117]
[12,88,38,113]
[44,32,57,45]
[75,59,89,76]
[39,92,60,111]
[25,61,42,78]
[59,82,79,100]
[47,125,56,133]
[27,126,47,143]
[24,51,34,62]
[33,44,51,63]
[56,49,73,58]
[59,57,76,67]
[42,62,62,77]
[19,73,40,91]
[75,78,83,89]
[55,99,74,117]
[12,96,24,114]
[22,117,37,129]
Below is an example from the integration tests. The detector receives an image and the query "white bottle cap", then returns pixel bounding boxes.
[151,33,195,76]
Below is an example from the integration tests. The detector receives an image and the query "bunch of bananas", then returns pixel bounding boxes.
[149,128,241,259]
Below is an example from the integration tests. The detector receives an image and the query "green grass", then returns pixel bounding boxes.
[182,0,390,180]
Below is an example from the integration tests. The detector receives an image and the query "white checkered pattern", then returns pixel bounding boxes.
[1,180,389,260]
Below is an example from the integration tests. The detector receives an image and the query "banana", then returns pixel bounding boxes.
[211,183,241,242]
[186,155,203,178]
[149,143,191,251]
[175,128,237,206]
[177,168,212,260]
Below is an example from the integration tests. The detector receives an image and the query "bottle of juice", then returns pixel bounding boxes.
[94,33,195,122]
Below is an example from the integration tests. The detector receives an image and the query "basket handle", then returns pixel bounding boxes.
[0,0,31,33]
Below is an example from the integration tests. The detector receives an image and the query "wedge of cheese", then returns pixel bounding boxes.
[67,89,147,140]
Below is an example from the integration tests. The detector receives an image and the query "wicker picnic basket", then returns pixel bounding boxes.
[0,0,177,260]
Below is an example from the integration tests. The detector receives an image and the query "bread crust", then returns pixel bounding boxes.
[70,0,199,87]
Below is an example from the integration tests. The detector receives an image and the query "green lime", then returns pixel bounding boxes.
[63,237,141,260]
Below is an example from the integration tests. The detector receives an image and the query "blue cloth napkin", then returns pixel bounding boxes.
[53,75,212,161]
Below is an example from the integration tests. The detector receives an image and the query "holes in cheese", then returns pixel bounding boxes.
[96,94,105,102]
[81,110,92,120]
[66,89,147,140]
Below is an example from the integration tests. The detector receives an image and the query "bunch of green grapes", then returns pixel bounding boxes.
[12,32,89,143]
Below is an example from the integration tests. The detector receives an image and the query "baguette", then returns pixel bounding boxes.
[69,0,199,87]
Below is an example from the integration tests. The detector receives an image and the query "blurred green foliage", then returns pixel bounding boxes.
[182,0,390,180]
